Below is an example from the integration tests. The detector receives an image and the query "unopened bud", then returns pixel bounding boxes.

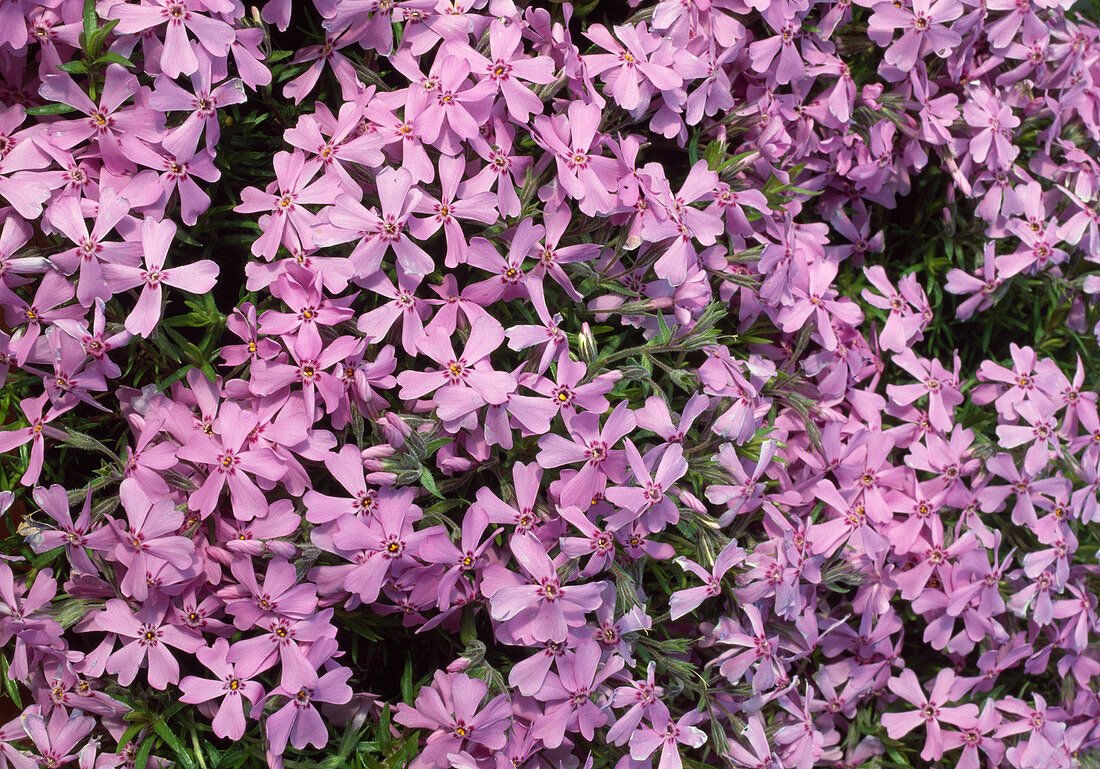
[361,445,395,466]
[379,413,411,448]
[577,322,597,363]
[677,489,706,514]
[439,455,474,474]
[365,471,398,486]
[446,657,472,673]
[51,598,91,630]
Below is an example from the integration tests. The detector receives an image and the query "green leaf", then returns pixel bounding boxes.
[400,655,415,704]
[26,102,78,116]
[151,719,197,769]
[95,52,134,68]
[687,130,700,166]
[377,704,392,753]
[156,365,196,392]
[0,653,23,708]
[90,17,120,46]
[83,0,97,49]
[418,467,444,500]
[59,60,91,74]
[31,546,63,570]
[119,723,148,752]
[653,311,673,346]
[134,734,155,769]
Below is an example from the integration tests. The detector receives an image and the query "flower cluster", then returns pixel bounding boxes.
[0,0,1099,768]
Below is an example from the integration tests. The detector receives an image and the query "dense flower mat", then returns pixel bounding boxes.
[0,0,1099,768]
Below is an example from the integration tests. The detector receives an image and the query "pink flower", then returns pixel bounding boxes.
[483,533,608,644]
[669,539,746,620]
[150,66,246,157]
[39,65,165,175]
[179,638,266,740]
[537,401,636,509]
[585,23,683,113]
[532,101,619,216]
[882,669,979,761]
[317,166,433,276]
[109,0,236,78]
[630,710,708,769]
[962,86,1020,169]
[177,401,287,520]
[235,150,341,260]
[886,350,963,432]
[221,557,318,630]
[106,479,196,601]
[45,192,139,307]
[460,20,556,123]
[397,316,516,419]
[261,664,353,756]
[529,640,624,748]
[18,709,95,769]
[95,598,204,689]
[394,671,512,769]
[101,217,218,337]
[0,394,68,486]
[868,0,963,71]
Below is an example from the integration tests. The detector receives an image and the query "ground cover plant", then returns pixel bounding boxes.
[0,0,1100,767]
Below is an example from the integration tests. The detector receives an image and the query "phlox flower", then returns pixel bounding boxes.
[882,669,978,761]
[284,96,385,195]
[177,401,287,520]
[2,270,85,366]
[105,478,196,600]
[711,605,788,692]
[0,564,63,681]
[410,154,498,268]
[401,55,495,155]
[886,349,963,432]
[179,638,266,740]
[394,672,512,769]
[458,19,556,123]
[532,101,619,216]
[45,192,140,307]
[537,401,636,509]
[235,150,341,260]
[419,507,499,609]
[323,487,426,605]
[529,640,624,748]
[109,0,237,79]
[18,708,95,769]
[317,166,432,276]
[604,439,687,529]
[585,23,683,113]
[867,0,963,71]
[261,663,353,756]
[221,557,318,630]
[397,316,516,425]
[0,393,69,485]
[28,485,97,575]
[101,217,218,337]
[39,65,165,175]
[482,533,608,644]
[95,597,204,689]
[150,63,246,157]
[629,710,707,769]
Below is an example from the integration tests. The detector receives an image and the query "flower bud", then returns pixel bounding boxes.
[445,657,471,673]
[577,322,597,363]
[378,413,411,448]
[677,489,707,514]
[361,445,395,467]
